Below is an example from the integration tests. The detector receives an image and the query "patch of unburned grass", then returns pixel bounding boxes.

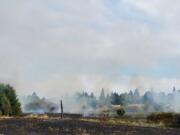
[80,117,165,128]
[0,116,12,120]
[80,118,99,123]
[107,118,165,128]
[24,114,49,119]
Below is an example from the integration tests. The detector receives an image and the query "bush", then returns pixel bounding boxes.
[0,83,21,116]
[116,108,125,117]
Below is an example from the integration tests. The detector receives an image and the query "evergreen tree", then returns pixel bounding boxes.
[110,92,120,105]
[134,89,141,103]
[99,88,105,101]
[0,93,11,115]
[0,83,21,116]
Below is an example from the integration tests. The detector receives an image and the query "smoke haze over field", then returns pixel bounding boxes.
[0,0,180,97]
[20,88,180,114]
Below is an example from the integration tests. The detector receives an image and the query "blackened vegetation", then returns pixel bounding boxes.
[0,118,180,135]
[147,113,180,128]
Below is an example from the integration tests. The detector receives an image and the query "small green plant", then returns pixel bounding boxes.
[116,108,125,117]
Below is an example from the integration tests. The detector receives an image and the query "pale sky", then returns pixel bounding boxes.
[0,0,180,97]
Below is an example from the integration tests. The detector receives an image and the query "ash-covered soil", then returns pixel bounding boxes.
[0,118,179,135]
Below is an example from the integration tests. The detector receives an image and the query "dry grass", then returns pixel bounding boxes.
[0,116,12,120]
[24,114,49,119]
[80,117,165,128]
[107,118,165,128]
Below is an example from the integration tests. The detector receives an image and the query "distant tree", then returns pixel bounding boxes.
[119,93,129,105]
[84,92,88,97]
[128,90,134,104]
[106,93,111,103]
[143,91,154,104]
[99,88,105,101]
[110,92,120,105]
[134,89,141,103]
[30,92,40,101]
[173,87,176,93]
[111,92,129,105]
[89,92,97,108]
[98,88,107,106]
[90,92,95,98]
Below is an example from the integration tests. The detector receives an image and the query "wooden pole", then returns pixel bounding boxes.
[60,100,63,118]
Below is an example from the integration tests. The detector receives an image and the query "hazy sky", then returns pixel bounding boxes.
[0,0,180,97]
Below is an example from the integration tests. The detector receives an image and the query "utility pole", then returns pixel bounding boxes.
[60,100,63,119]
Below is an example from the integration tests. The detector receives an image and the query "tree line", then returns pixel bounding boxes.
[76,87,180,112]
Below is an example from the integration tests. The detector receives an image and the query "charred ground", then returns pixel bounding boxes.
[0,113,180,135]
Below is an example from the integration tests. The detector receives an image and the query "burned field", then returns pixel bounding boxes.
[1,87,180,134]
[0,114,180,135]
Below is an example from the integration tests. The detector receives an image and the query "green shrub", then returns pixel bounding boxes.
[116,108,125,117]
